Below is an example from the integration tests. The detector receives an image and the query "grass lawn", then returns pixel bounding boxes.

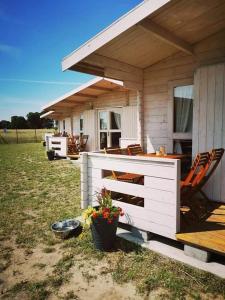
[0,144,225,300]
[0,129,54,144]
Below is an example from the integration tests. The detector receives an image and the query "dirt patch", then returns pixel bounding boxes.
[0,238,143,300]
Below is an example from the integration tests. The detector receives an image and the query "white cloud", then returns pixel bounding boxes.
[0,78,82,86]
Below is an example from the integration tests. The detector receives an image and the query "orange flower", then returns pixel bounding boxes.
[92,211,98,218]
[103,211,110,219]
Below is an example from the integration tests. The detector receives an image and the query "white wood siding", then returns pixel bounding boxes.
[122,106,137,138]
[81,152,180,240]
[65,117,71,134]
[193,63,225,202]
[143,29,225,154]
[73,113,80,135]
[83,110,97,151]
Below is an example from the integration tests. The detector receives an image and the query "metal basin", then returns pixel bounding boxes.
[51,219,81,239]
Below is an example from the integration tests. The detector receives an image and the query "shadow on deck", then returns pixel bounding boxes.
[176,201,225,256]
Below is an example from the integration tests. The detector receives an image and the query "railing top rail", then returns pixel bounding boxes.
[81,151,179,164]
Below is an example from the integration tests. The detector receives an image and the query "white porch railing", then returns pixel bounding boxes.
[44,133,54,149]
[48,137,68,157]
[80,152,181,240]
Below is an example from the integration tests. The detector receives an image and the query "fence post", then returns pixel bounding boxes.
[80,152,88,209]
[34,129,37,143]
[16,128,18,144]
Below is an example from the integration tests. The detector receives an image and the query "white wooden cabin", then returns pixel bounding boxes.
[54,0,225,255]
[41,77,139,156]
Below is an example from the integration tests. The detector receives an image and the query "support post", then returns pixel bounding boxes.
[80,152,89,209]
[70,116,73,135]
[137,90,144,147]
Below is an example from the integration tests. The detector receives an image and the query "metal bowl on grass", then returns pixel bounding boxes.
[51,219,81,239]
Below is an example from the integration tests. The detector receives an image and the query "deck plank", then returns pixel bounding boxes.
[176,203,225,255]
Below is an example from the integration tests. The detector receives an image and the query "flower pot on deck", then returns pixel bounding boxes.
[47,150,55,161]
[90,216,118,251]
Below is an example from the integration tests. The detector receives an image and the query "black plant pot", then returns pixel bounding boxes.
[90,216,118,251]
[47,150,55,161]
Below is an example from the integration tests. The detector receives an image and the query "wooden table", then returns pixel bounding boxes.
[137,153,189,159]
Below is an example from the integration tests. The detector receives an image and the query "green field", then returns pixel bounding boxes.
[0,129,54,144]
[0,144,225,299]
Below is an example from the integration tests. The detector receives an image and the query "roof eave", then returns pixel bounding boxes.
[61,0,171,71]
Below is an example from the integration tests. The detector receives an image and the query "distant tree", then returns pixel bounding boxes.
[27,112,42,129]
[0,120,11,129]
[11,116,28,129]
[41,118,54,129]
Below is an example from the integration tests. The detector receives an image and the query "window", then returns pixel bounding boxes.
[174,85,193,134]
[98,109,122,149]
[80,114,84,134]
[63,120,66,131]
[173,85,193,156]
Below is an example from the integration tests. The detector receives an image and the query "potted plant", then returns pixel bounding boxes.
[83,189,124,251]
[46,149,55,161]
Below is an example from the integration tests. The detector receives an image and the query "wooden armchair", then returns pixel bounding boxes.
[79,135,88,152]
[127,144,144,156]
[196,148,224,202]
[104,148,144,184]
[67,135,79,155]
[180,148,224,221]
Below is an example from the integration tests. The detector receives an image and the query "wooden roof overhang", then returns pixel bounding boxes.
[62,0,225,90]
[40,77,127,120]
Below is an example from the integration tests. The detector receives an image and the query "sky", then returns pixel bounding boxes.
[0,0,142,121]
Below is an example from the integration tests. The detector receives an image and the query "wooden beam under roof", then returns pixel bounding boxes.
[62,0,171,71]
[83,53,143,90]
[138,18,194,55]
[88,85,113,92]
[76,92,97,99]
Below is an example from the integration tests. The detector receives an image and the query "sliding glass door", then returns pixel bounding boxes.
[98,109,121,149]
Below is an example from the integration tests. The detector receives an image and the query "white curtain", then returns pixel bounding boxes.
[174,85,193,133]
[174,85,193,154]
[112,112,121,129]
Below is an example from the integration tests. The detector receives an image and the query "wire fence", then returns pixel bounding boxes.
[0,129,54,144]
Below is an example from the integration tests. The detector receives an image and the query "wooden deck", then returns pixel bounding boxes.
[177,202,225,255]
[67,154,80,159]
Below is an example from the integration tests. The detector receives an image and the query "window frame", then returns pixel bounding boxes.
[80,114,84,134]
[168,78,193,153]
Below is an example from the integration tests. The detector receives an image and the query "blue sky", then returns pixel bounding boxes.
[0,0,142,121]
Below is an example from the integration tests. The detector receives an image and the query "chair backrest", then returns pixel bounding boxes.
[104,148,122,155]
[182,148,224,190]
[104,148,122,179]
[199,148,224,186]
[181,152,210,188]
[80,135,89,151]
[127,144,144,156]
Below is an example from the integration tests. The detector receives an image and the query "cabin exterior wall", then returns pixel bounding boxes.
[193,63,225,202]
[58,90,138,151]
[143,29,225,202]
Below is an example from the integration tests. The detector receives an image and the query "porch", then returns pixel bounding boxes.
[80,151,225,257]
[177,201,225,256]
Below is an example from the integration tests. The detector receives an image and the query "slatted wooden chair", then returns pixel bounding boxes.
[104,148,144,184]
[180,148,224,222]
[195,148,224,202]
[79,135,89,152]
[127,144,144,156]
[181,149,224,199]
[67,135,79,155]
